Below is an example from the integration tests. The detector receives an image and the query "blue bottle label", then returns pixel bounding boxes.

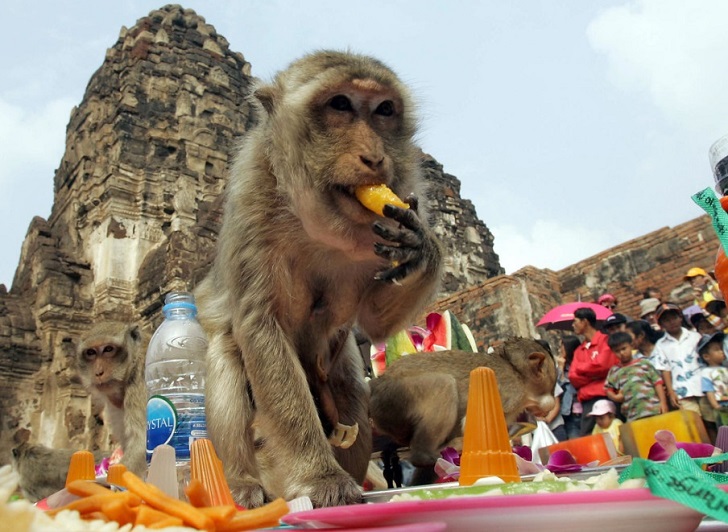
[146,394,207,462]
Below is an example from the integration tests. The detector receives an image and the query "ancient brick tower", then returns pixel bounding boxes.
[0,5,501,460]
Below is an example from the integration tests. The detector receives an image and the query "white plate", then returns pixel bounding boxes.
[282,487,705,531]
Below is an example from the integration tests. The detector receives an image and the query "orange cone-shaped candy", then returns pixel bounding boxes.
[106,463,128,488]
[191,438,235,506]
[65,450,96,487]
[459,367,520,485]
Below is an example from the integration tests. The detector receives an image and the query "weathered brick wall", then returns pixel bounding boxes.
[426,215,720,349]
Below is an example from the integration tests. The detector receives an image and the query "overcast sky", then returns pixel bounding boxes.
[2,0,727,288]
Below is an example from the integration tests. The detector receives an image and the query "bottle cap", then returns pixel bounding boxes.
[65,450,96,487]
[162,291,198,316]
[459,367,520,485]
[710,134,728,195]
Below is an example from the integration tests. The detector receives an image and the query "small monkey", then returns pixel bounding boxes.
[11,443,104,502]
[369,337,557,484]
[76,321,147,476]
[195,50,442,508]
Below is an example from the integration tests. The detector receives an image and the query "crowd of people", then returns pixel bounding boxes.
[539,267,728,452]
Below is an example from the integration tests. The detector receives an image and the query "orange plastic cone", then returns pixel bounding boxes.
[459,367,520,485]
[106,463,128,488]
[191,438,235,506]
[65,450,96,487]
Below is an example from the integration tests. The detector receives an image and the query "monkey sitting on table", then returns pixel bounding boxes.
[194,50,443,508]
[75,321,147,477]
[369,337,557,485]
[12,443,105,502]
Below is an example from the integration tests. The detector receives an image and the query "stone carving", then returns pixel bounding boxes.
[0,5,499,461]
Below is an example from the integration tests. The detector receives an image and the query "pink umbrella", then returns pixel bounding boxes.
[537,302,613,331]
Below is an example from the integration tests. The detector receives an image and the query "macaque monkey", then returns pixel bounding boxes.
[76,321,147,476]
[11,443,104,502]
[194,50,442,508]
[369,337,557,484]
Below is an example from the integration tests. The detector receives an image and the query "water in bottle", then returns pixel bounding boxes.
[145,291,208,486]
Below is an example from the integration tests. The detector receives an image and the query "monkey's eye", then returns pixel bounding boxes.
[374,100,395,117]
[83,348,96,360]
[329,95,353,112]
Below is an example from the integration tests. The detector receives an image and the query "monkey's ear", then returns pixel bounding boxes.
[129,325,142,344]
[253,85,279,115]
[527,351,547,374]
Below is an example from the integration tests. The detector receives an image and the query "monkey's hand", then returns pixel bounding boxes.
[372,196,439,283]
[295,468,363,508]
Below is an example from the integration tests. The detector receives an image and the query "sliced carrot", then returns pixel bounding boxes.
[148,516,185,528]
[185,477,212,508]
[46,490,140,517]
[82,511,108,521]
[215,498,289,532]
[199,504,237,525]
[122,471,214,530]
[100,497,137,526]
[135,504,181,526]
[66,480,112,498]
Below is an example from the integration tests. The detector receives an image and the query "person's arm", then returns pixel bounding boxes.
[662,369,679,408]
[655,382,669,413]
[575,337,618,378]
[606,388,624,403]
[706,390,721,411]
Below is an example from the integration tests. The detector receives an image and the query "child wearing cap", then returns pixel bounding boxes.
[699,332,728,428]
[650,302,703,414]
[606,332,668,422]
[588,399,623,454]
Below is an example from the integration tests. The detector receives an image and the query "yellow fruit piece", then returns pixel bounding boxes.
[355,184,409,215]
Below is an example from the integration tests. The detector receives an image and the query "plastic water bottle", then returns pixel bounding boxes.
[146,291,208,485]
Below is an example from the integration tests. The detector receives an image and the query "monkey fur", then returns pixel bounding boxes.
[369,337,557,484]
[75,321,147,477]
[11,443,104,502]
[194,50,443,508]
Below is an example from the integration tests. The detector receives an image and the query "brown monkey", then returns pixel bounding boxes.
[76,321,147,476]
[11,443,104,501]
[194,50,442,508]
[369,337,557,484]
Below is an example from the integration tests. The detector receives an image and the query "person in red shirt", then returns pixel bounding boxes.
[568,307,620,436]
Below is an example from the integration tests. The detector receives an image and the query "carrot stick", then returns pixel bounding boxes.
[185,477,212,508]
[122,471,214,530]
[101,498,137,526]
[135,504,183,527]
[199,504,237,525]
[66,480,112,498]
[46,491,140,517]
[148,516,185,528]
[215,498,289,532]
[83,511,108,522]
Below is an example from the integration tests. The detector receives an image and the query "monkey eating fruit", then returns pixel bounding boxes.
[356,184,410,215]
[75,321,147,477]
[369,337,557,484]
[194,50,443,508]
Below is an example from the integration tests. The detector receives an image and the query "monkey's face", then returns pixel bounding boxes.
[78,341,126,388]
[505,339,558,418]
[263,59,420,255]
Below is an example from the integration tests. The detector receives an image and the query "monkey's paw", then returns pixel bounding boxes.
[229,476,268,509]
[297,470,363,508]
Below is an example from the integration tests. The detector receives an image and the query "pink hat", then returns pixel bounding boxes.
[598,293,617,304]
[587,399,616,417]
